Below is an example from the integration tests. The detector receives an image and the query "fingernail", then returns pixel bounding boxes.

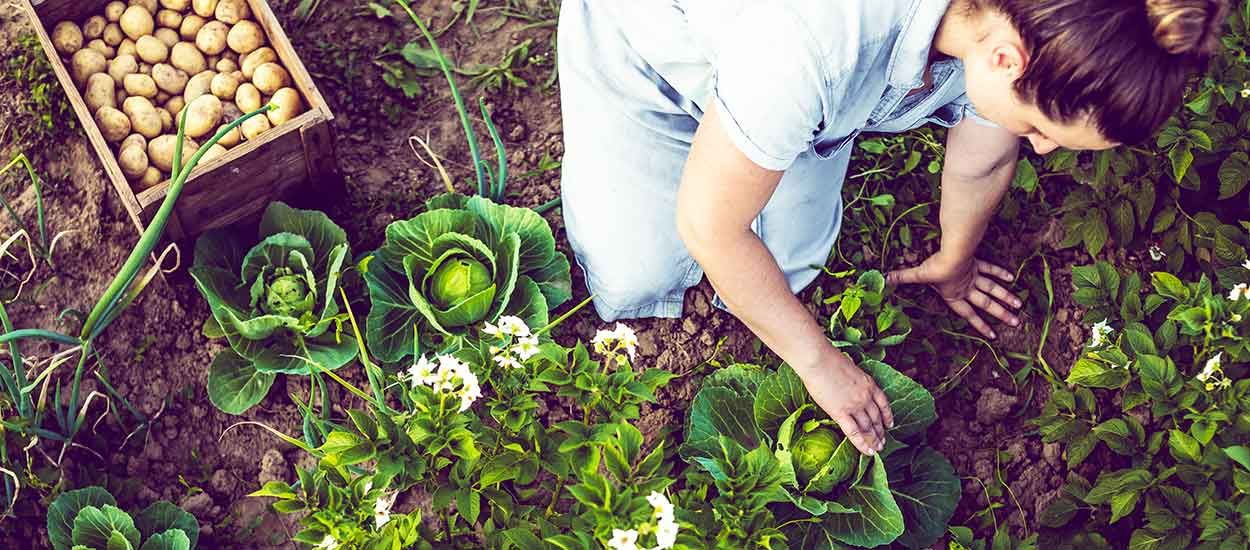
[989,332,997,339]
[866,448,875,456]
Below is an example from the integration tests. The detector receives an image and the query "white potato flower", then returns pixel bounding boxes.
[607,528,639,550]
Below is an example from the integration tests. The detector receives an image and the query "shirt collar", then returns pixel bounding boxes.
[885,0,953,89]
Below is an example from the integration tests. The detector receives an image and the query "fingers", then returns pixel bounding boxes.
[886,265,928,286]
[968,288,1021,327]
[835,411,880,456]
[949,299,996,339]
[856,408,885,450]
[973,276,1023,310]
[873,386,894,430]
[975,260,1015,283]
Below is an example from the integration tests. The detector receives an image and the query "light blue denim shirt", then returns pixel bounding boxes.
[604,0,989,171]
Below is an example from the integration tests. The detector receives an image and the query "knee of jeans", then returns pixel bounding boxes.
[581,256,690,313]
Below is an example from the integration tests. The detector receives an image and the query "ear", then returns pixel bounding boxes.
[988,40,1028,80]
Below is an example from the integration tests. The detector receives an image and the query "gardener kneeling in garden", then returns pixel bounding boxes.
[558,0,1228,456]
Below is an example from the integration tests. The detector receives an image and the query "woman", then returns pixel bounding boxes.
[557,0,1227,456]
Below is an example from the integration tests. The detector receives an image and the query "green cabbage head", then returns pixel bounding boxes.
[364,193,572,361]
[191,202,357,415]
[678,363,959,549]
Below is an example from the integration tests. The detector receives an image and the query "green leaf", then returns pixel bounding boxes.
[258,202,349,274]
[138,529,190,550]
[136,501,198,549]
[1123,324,1157,356]
[1138,355,1180,399]
[860,360,936,439]
[1168,430,1201,463]
[1014,158,1039,192]
[364,261,424,362]
[1218,152,1250,199]
[1082,210,1110,255]
[1066,358,1130,389]
[1169,142,1194,184]
[466,196,572,308]
[681,386,760,460]
[1151,272,1189,301]
[1109,490,1141,524]
[48,487,117,550]
[824,455,905,547]
[71,505,140,549]
[890,448,960,549]
[206,349,276,415]
[1111,200,1136,246]
[753,365,810,436]
[455,490,481,525]
[1092,418,1136,454]
[1085,469,1151,505]
[1224,446,1250,471]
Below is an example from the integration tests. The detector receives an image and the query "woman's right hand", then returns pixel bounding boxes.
[792,347,894,456]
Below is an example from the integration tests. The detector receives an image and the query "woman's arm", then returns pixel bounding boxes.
[676,105,893,456]
[887,118,1024,338]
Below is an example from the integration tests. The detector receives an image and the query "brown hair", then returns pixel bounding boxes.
[976,0,1229,143]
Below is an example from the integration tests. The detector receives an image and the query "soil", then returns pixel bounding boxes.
[0,1,1099,547]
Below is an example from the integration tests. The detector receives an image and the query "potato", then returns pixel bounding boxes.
[209,72,239,100]
[214,0,251,25]
[154,28,180,48]
[240,47,275,79]
[159,108,174,132]
[102,24,124,47]
[118,145,149,180]
[135,35,168,64]
[148,134,198,172]
[123,96,163,138]
[85,73,116,113]
[105,2,127,22]
[108,54,138,83]
[129,0,158,13]
[121,134,147,153]
[158,0,190,10]
[71,48,107,85]
[140,63,152,75]
[83,16,107,40]
[215,58,239,73]
[266,88,302,127]
[139,167,162,189]
[156,91,171,103]
[195,21,229,55]
[251,63,290,95]
[230,70,243,82]
[86,40,116,59]
[95,106,131,142]
[170,42,207,75]
[51,22,83,56]
[222,101,242,119]
[180,15,206,41]
[118,38,137,58]
[156,9,182,29]
[152,63,188,94]
[216,123,242,147]
[184,94,223,138]
[165,96,186,117]
[193,0,218,18]
[226,21,263,55]
[201,144,228,162]
[119,6,153,41]
[240,114,270,141]
[234,82,261,112]
[184,71,216,102]
[124,73,159,98]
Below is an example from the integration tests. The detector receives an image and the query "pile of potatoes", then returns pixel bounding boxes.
[50,0,306,191]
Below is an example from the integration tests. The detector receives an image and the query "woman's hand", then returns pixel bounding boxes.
[887,252,1022,339]
[792,348,894,456]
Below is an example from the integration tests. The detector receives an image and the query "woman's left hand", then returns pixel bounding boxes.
[886,252,1022,339]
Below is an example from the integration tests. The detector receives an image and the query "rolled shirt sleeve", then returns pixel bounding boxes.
[710,6,830,172]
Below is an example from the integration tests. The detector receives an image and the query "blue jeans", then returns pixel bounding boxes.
[558,0,849,321]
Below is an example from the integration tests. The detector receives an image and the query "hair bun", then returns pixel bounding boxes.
[1145,0,1230,56]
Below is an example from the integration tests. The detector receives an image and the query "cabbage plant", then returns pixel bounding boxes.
[46,486,199,550]
[191,202,356,415]
[679,362,959,549]
[365,193,571,361]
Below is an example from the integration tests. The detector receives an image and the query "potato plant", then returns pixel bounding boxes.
[51,0,306,190]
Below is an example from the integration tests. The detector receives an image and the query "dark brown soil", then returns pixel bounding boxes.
[0,1,1097,547]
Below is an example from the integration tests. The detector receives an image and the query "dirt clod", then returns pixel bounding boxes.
[976,387,1019,424]
[258,449,290,486]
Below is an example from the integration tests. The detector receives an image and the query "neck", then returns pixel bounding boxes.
[935,0,989,59]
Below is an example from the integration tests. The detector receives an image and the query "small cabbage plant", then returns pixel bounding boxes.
[46,486,199,550]
[365,193,571,361]
[191,202,356,415]
[679,362,960,549]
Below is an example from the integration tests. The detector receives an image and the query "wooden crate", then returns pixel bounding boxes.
[21,0,336,239]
